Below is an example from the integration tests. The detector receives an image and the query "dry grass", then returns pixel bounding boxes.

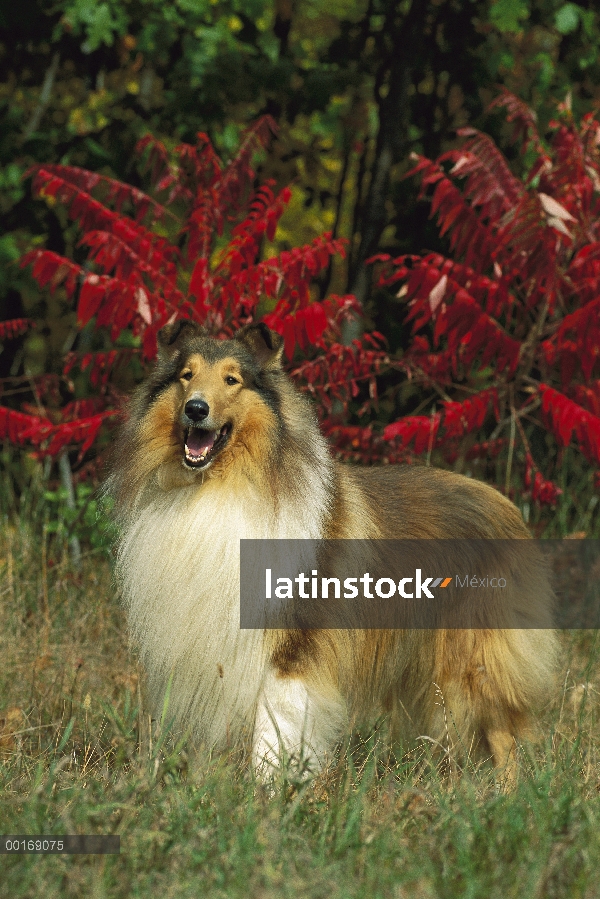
[2,511,600,898]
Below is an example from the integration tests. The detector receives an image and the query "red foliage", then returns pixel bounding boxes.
[3,119,386,463]
[6,94,600,516]
[21,123,353,353]
[0,318,34,340]
[0,404,117,458]
[373,91,600,505]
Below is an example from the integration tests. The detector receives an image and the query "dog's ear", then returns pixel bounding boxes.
[234,323,284,369]
[157,319,204,358]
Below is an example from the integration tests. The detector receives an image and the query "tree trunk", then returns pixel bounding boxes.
[348,0,431,317]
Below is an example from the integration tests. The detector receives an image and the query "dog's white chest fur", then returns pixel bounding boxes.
[116,477,327,749]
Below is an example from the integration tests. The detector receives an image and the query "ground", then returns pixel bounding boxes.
[1,521,599,899]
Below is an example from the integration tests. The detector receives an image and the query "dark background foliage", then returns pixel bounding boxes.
[2,0,600,538]
[3,0,600,367]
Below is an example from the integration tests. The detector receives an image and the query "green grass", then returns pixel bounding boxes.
[1,471,600,898]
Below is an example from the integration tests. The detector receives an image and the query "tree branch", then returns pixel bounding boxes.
[22,52,60,143]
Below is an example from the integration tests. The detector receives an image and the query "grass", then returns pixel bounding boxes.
[1,468,600,898]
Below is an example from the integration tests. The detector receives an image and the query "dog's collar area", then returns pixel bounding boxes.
[183,424,231,468]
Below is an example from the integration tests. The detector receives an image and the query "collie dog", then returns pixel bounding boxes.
[109,320,558,781]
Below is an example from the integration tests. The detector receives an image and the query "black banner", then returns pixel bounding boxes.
[239,539,600,629]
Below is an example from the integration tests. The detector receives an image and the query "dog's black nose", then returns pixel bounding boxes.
[184,398,210,422]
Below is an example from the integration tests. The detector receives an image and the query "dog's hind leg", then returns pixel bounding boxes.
[485,726,518,788]
[252,671,347,780]
[427,628,557,786]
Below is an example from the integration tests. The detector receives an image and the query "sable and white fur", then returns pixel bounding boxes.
[109,320,559,780]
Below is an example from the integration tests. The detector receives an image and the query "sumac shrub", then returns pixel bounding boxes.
[0,119,392,476]
[371,92,600,510]
[3,95,600,526]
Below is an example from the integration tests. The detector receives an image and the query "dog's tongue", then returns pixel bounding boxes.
[186,429,217,457]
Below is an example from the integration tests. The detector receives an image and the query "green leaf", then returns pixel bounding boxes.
[57,717,75,753]
[61,0,129,52]
[0,233,20,264]
[534,52,556,92]
[555,4,581,35]
[489,0,529,34]
[579,8,596,39]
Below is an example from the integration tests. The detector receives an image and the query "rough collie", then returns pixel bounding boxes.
[109,320,558,781]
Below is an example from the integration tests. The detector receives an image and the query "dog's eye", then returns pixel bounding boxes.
[180,371,193,381]
[225,375,239,386]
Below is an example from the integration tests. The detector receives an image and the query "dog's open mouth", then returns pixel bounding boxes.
[184,424,231,468]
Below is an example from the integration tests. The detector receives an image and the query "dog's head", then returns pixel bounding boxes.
[142,320,284,474]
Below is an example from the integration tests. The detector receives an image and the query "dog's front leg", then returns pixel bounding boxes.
[252,670,346,780]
